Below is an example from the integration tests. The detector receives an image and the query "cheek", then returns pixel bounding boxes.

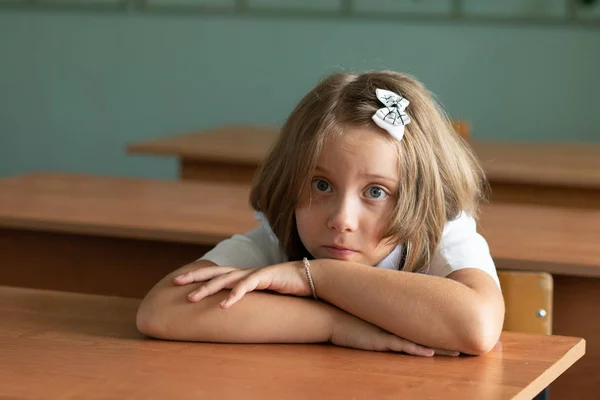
[295,206,316,235]
[369,206,395,243]
[295,200,329,243]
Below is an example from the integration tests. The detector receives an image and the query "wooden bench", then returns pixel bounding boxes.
[1,172,598,399]
[0,285,585,400]
[127,124,600,209]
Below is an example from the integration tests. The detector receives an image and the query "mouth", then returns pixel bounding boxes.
[323,245,357,258]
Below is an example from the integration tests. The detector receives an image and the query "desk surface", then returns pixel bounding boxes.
[127,125,600,189]
[479,204,600,276]
[127,125,280,165]
[1,172,600,277]
[0,172,257,245]
[0,286,585,400]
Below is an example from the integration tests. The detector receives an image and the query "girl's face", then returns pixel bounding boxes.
[295,126,399,266]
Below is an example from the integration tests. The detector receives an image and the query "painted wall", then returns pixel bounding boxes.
[1,10,598,179]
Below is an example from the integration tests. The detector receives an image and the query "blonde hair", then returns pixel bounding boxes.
[250,70,487,272]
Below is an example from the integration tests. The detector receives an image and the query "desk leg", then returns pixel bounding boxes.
[0,228,212,298]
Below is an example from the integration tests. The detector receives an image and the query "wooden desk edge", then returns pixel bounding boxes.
[515,337,586,400]
[3,217,599,279]
[0,217,236,246]
[482,173,600,190]
[126,144,263,166]
[493,258,600,279]
[0,284,144,302]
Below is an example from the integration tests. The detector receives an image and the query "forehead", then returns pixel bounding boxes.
[317,126,399,179]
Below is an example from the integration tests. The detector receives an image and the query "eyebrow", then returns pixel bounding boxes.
[315,166,398,184]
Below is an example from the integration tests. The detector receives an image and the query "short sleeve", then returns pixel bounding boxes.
[426,212,500,288]
[199,225,287,269]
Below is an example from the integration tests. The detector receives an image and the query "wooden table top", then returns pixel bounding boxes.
[0,286,585,400]
[1,172,599,277]
[479,204,600,277]
[127,125,600,189]
[127,125,280,165]
[470,140,600,189]
[0,172,258,245]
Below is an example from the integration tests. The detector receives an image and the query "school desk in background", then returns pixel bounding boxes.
[0,171,598,399]
[0,285,585,400]
[126,124,600,209]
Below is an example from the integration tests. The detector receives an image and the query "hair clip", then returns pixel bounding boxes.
[371,88,411,141]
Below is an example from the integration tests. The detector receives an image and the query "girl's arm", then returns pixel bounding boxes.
[308,260,505,355]
[136,261,333,343]
[136,261,442,356]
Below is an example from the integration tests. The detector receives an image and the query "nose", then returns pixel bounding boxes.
[327,195,359,233]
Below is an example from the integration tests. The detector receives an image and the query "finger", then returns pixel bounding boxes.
[432,348,460,357]
[220,275,262,309]
[174,267,237,285]
[389,338,434,357]
[188,270,250,302]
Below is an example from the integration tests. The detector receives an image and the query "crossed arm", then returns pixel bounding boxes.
[136,258,504,355]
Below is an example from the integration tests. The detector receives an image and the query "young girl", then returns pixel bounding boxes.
[136,70,505,356]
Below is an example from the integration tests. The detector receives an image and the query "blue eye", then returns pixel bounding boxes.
[365,186,387,200]
[312,179,332,193]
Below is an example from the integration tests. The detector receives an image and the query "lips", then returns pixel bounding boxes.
[325,245,356,252]
[323,245,357,259]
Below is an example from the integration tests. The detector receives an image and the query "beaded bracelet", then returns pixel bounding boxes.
[302,257,318,300]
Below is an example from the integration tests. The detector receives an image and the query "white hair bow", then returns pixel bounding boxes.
[371,88,411,141]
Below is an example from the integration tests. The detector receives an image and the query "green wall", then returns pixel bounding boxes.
[1,10,598,179]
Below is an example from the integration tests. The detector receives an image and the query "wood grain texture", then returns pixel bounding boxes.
[0,228,210,298]
[478,204,600,276]
[550,275,600,399]
[0,172,258,245]
[0,286,585,400]
[1,172,598,399]
[127,124,280,164]
[3,172,598,278]
[180,158,258,183]
[471,140,600,189]
[484,182,600,209]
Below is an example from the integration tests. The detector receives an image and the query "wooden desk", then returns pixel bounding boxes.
[127,125,600,208]
[1,172,599,399]
[471,140,600,209]
[0,286,585,400]
[0,172,258,299]
[479,204,600,400]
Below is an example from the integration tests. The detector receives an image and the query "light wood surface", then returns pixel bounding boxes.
[0,172,257,245]
[478,204,600,276]
[0,172,256,298]
[0,172,598,399]
[470,140,600,189]
[0,286,585,400]
[126,125,600,209]
[127,125,279,165]
[2,172,598,277]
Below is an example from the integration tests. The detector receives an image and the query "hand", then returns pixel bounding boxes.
[173,262,311,308]
[330,310,459,357]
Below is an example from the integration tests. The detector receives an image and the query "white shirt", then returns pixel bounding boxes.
[200,212,500,287]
